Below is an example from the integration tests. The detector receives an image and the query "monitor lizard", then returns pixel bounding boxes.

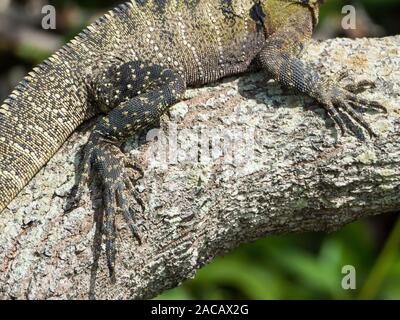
[0,0,386,281]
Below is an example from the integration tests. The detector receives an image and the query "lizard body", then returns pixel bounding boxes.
[0,0,386,279]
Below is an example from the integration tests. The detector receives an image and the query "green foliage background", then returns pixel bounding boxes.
[0,0,399,299]
[159,216,400,299]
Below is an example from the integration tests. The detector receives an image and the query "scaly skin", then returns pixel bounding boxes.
[0,0,386,279]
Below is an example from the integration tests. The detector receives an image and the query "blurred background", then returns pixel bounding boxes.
[0,0,399,299]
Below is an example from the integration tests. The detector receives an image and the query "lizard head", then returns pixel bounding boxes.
[257,0,324,29]
[288,0,324,25]
[302,0,324,25]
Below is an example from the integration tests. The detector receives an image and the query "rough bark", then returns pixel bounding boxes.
[0,36,399,300]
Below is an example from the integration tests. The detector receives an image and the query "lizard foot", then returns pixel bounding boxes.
[317,85,387,138]
[70,134,144,280]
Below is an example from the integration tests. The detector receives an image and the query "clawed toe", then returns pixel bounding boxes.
[343,79,376,94]
[338,100,377,138]
[65,185,84,212]
[347,94,387,113]
[65,166,91,213]
[321,102,347,138]
[127,219,142,244]
[102,187,117,279]
[115,181,143,243]
[70,134,146,280]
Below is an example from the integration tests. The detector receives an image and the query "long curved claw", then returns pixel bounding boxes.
[337,99,377,138]
[102,187,117,282]
[65,150,92,213]
[116,182,142,244]
[347,93,388,113]
[324,102,347,138]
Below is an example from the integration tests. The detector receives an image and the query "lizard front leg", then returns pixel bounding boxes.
[74,62,186,280]
[258,7,386,137]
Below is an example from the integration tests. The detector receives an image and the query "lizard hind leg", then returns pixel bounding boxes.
[73,62,186,279]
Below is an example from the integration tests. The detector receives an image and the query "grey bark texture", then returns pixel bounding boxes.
[0,36,399,300]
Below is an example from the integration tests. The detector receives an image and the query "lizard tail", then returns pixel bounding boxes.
[0,48,89,212]
[0,2,135,212]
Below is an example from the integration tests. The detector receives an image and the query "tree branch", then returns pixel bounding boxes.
[0,36,399,299]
